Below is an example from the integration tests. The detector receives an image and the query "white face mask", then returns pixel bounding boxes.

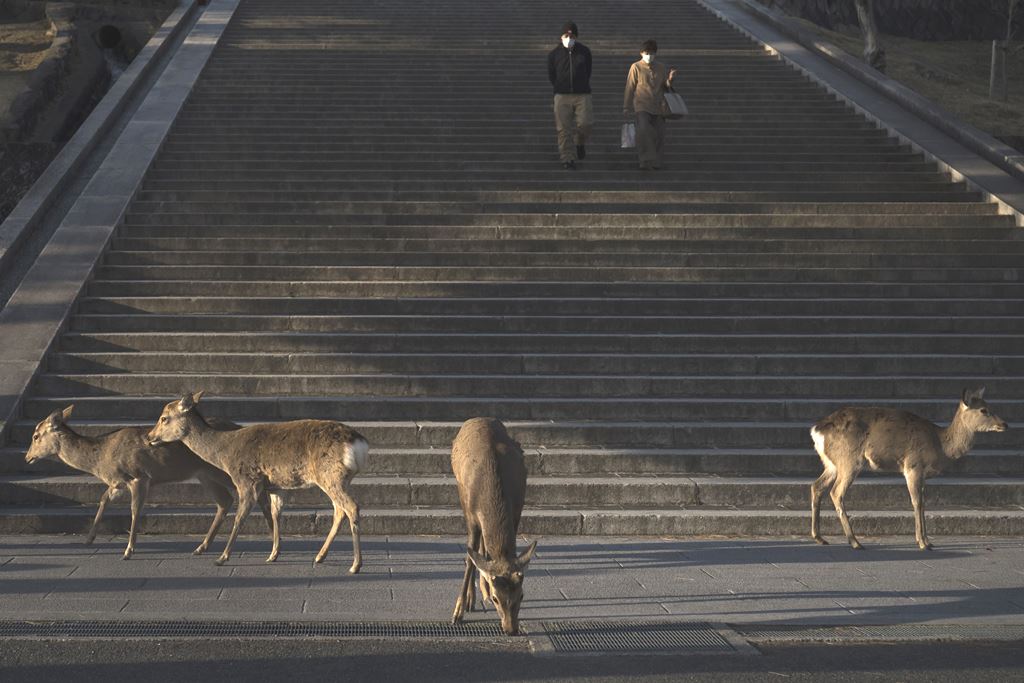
[641,53,653,64]
[562,36,576,48]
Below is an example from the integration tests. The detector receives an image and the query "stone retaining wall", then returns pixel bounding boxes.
[754,0,1023,41]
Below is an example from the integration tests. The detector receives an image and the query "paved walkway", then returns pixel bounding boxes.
[2,535,1023,626]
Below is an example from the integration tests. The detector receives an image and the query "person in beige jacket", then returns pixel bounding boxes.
[623,39,677,170]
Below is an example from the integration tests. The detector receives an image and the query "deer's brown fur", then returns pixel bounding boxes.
[450,417,536,636]
[810,388,1007,550]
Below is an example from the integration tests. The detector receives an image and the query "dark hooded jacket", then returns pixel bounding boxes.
[547,42,592,94]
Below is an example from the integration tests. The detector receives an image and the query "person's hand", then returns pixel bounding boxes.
[668,67,678,81]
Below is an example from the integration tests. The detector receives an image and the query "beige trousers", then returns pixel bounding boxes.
[636,111,665,168]
[553,94,594,162]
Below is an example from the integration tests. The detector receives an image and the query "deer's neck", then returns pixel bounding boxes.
[58,430,104,473]
[180,417,230,469]
[479,499,518,567]
[940,409,976,461]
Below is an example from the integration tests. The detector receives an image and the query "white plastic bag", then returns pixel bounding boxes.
[620,122,636,149]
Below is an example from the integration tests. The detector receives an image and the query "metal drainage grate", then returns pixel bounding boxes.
[738,624,1024,643]
[0,620,505,639]
[541,620,736,654]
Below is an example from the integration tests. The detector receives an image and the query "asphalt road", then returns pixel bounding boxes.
[2,638,1023,682]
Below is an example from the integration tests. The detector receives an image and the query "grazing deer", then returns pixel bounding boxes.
[146,392,369,572]
[810,387,1008,550]
[450,417,537,636]
[24,405,241,559]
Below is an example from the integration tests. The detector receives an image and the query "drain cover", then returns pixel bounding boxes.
[538,620,739,655]
[0,620,505,639]
[738,624,1024,643]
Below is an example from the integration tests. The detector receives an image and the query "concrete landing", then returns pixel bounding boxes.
[2,534,1023,627]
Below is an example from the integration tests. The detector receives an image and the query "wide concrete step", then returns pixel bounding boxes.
[99,251,1024,269]
[2,506,1022,537]
[135,188,981,203]
[120,211,996,229]
[6,445,1020,478]
[5,475,1023,510]
[56,331,1024,355]
[62,312,1024,334]
[121,200,991,215]
[9,446,1024,479]
[32,373,1024,400]
[113,225,1009,242]
[17,395,1024,424]
[73,296,1024,316]
[103,238,1015,256]
[44,351,1024,377]
[6,416,1018,452]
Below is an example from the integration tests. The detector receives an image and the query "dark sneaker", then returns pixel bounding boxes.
[576,144,586,160]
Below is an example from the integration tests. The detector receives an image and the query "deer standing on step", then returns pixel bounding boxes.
[147,392,369,572]
[810,388,1008,550]
[450,417,537,636]
[24,405,241,559]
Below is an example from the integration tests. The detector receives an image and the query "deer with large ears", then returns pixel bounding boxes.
[450,417,537,636]
[24,405,241,559]
[147,392,369,572]
[810,387,1008,550]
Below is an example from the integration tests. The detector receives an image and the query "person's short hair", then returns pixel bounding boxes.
[561,22,578,37]
[641,39,658,53]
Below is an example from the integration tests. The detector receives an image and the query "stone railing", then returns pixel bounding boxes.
[754,0,1023,41]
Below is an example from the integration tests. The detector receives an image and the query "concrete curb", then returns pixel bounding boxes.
[737,0,1024,183]
[0,0,198,278]
[0,0,241,447]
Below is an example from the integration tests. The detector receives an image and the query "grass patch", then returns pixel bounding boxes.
[789,18,1024,146]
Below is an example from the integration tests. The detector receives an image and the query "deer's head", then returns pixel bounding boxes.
[25,405,74,464]
[467,540,537,636]
[147,392,204,446]
[960,387,1008,433]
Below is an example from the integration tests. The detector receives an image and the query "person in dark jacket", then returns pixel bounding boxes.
[547,21,593,169]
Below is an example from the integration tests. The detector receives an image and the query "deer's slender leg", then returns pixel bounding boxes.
[194,477,233,555]
[265,493,283,563]
[315,477,360,573]
[811,467,837,545]
[86,487,116,545]
[452,526,480,624]
[217,483,256,566]
[124,478,150,560]
[830,469,863,550]
[904,467,932,550]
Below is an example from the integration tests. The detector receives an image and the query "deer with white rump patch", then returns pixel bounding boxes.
[810,387,1008,550]
[147,392,369,572]
[25,405,241,559]
[450,417,537,636]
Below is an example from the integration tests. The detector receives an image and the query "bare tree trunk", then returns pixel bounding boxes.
[854,0,886,72]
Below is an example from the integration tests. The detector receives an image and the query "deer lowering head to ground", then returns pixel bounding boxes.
[450,417,537,636]
[25,405,238,559]
[810,387,1008,550]
[147,392,369,572]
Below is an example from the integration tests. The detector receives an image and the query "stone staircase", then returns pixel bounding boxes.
[1,0,1022,539]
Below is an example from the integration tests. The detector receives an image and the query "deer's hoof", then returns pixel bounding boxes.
[348,563,361,575]
[193,545,207,556]
[812,535,828,546]
[84,537,95,546]
[850,541,864,550]
[214,556,228,566]
[919,542,934,551]
[122,551,132,561]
